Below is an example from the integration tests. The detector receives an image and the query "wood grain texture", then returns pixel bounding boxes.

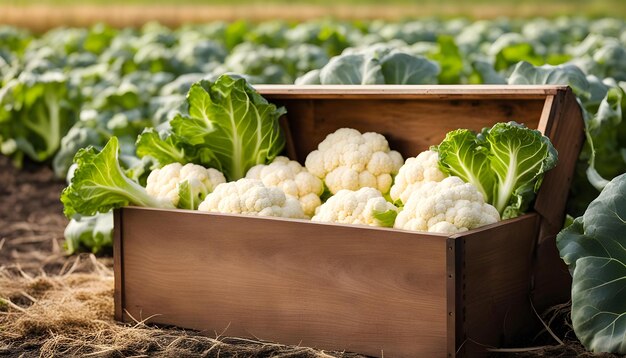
[113,209,123,321]
[532,87,584,311]
[453,214,540,356]
[256,85,565,99]
[271,98,545,161]
[120,207,449,358]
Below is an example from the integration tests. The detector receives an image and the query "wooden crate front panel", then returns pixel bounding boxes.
[271,98,545,161]
[118,207,450,358]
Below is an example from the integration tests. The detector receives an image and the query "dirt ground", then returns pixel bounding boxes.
[0,156,615,357]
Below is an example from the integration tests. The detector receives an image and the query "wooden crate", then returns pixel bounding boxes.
[114,85,584,357]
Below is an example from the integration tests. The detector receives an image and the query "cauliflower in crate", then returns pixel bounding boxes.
[390,150,447,205]
[394,176,500,234]
[305,128,404,195]
[146,162,226,210]
[312,187,398,227]
[198,178,306,219]
[246,156,324,217]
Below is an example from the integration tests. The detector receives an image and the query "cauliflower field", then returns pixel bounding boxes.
[1,17,626,356]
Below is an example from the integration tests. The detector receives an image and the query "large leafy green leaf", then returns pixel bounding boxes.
[312,51,439,85]
[135,128,187,166]
[171,75,286,181]
[557,173,626,354]
[436,129,494,202]
[319,54,384,85]
[508,61,590,99]
[436,122,557,219]
[486,122,558,218]
[0,71,78,165]
[61,136,174,218]
[380,53,439,84]
[583,87,626,190]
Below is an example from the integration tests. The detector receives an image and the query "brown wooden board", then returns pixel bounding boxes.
[453,214,540,356]
[117,207,449,357]
[532,88,585,310]
[115,85,585,357]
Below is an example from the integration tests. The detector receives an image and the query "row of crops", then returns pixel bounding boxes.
[1,17,625,252]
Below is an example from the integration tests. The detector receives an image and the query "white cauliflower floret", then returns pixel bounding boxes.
[312,187,398,227]
[305,128,404,195]
[246,156,323,217]
[394,176,500,234]
[146,163,226,208]
[198,178,306,219]
[390,150,447,204]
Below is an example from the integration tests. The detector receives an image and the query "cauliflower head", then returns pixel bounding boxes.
[390,150,447,205]
[312,187,398,227]
[198,178,306,219]
[146,163,226,209]
[394,176,500,234]
[246,156,323,217]
[305,128,404,195]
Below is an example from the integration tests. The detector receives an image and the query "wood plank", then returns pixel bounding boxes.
[447,237,462,358]
[113,209,123,321]
[120,207,449,358]
[273,98,545,162]
[279,115,298,162]
[453,214,540,355]
[532,87,585,311]
[257,85,566,99]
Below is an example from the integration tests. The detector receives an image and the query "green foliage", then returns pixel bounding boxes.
[61,136,174,218]
[508,61,626,215]
[169,75,286,181]
[436,129,494,202]
[136,128,187,166]
[557,173,626,354]
[436,122,557,219]
[64,212,113,254]
[0,71,77,165]
[298,51,439,85]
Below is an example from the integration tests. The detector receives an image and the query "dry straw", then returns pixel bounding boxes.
[0,254,362,357]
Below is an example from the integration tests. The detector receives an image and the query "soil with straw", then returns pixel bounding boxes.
[0,156,616,357]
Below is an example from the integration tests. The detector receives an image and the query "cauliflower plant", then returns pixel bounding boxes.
[198,178,306,219]
[146,163,226,210]
[312,187,398,227]
[246,156,323,217]
[390,150,447,204]
[394,176,500,234]
[305,128,404,195]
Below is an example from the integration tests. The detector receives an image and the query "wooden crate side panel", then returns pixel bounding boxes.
[113,209,123,321]
[455,214,540,356]
[532,88,584,310]
[120,208,449,358]
[275,98,546,161]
